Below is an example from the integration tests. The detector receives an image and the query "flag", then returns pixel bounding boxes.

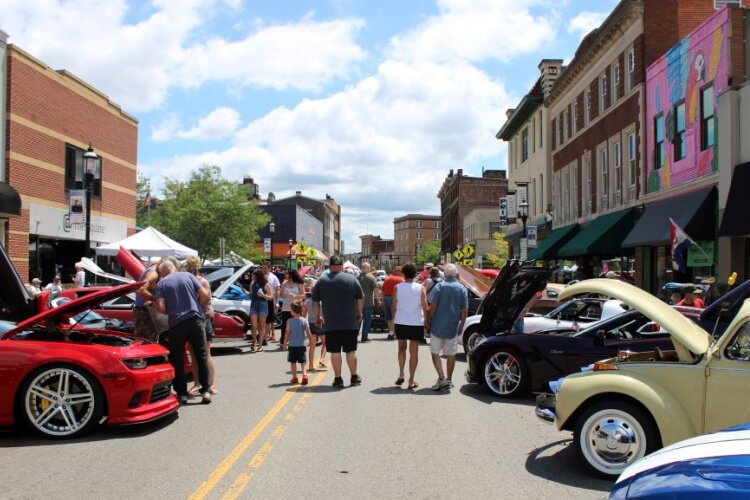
[141,190,152,212]
[670,218,693,274]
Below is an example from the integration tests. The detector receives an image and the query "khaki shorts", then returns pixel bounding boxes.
[430,336,458,356]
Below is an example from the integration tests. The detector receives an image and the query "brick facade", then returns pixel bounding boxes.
[393,214,441,263]
[6,46,138,281]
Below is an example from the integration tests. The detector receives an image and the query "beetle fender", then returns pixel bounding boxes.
[556,371,699,447]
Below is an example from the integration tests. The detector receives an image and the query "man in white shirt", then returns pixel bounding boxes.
[262,262,281,343]
[44,275,63,295]
[75,264,86,287]
[29,278,43,297]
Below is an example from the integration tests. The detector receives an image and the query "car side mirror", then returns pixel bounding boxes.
[593,330,606,346]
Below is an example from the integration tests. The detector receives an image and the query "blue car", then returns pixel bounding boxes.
[611,423,750,499]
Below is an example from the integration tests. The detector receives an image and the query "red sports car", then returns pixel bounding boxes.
[0,245,179,438]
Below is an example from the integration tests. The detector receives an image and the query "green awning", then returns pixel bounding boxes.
[528,223,580,260]
[558,208,636,258]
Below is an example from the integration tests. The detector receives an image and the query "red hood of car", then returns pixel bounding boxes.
[117,246,147,280]
[5,281,144,338]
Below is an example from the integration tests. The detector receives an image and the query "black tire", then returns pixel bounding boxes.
[481,348,530,398]
[573,400,659,479]
[19,364,104,439]
[462,326,477,354]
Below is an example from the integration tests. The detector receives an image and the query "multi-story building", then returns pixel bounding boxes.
[545,0,717,281]
[623,5,748,291]
[0,31,22,240]
[393,214,441,263]
[273,191,341,256]
[437,168,507,256]
[462,208,503,264]
[257,204,324,266]
[359,234,394,269]
[497,59,561,258]
[5,41,137,282]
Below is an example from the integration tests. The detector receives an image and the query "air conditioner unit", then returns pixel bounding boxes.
[714,0,741,9]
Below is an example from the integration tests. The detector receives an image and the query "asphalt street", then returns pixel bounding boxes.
[0,334,613,499]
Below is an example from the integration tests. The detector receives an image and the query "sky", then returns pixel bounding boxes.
[3,0,619,254]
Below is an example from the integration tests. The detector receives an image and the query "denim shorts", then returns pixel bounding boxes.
[250,300,268,318]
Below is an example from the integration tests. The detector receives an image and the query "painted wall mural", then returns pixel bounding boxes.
[646,8,730,193]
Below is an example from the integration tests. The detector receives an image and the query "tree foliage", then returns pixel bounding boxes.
[485,232,510,269]
[139,165,270,261]
[416,239,441,267]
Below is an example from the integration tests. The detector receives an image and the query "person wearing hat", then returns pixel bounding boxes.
[44,276,63,295]
[29,278,43,297]
[676,284,704,308]
[74,264,86,287]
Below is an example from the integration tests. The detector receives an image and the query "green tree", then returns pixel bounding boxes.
[416,239,441,267]
[485,232,510,269]
[141,165,270,261]
[135,174,152,229]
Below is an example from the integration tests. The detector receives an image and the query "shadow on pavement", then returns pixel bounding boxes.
[292,385,341,393]
[525,439,613,493]
[370,386,411,395]
[459,383,536,407]
[0,412,180,447]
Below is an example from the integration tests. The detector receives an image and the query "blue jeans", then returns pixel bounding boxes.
[360,307,374,341]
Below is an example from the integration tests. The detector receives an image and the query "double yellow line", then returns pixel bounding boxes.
[189,370,327,500]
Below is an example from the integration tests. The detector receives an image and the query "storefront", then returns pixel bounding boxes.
[718,162,750,281]
[622,186,716,294]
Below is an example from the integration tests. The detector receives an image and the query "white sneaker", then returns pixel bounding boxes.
[431,378,447,390]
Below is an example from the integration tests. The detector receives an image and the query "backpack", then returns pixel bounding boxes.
[426,277,442,294]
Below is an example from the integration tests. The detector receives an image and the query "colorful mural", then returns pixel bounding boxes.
[645,8,730,193]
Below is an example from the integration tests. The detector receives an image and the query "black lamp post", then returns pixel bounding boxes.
[518,201,529,259]
[269,222,275,265]
[288,238,294,269]
[82,145,100,259]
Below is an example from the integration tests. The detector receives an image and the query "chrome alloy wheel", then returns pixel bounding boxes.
[466,331,485,353]
[579,409,647,475]
[483,351,522,396]
[24,367,97,437]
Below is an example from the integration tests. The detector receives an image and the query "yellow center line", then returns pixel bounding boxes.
[190,369,327,500]
[219,370,328,500]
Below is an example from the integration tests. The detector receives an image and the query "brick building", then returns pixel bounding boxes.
[437,168,508,255]
[393,214,441,264]
[546,0,718,281]
[359,234,394,269]
[5,43,137,283]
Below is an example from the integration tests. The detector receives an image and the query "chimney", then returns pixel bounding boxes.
[295,191,302,196]
[267,192,276,203]
[242,177,259,200]
[538,59,564,99]
[457,169,463,176]
[505,108,515,119]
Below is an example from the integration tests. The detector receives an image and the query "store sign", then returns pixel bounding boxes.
[506,191,517,222]
[29,204,127,244]
[516,184,528,208]
[527,226,538,248]
[67,189,85,225]
[688,241,714,267]
[499,198,507,226]
[263,238,272,253]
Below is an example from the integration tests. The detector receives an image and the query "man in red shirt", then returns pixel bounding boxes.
[677,285,705,308]
[381,266,404,340]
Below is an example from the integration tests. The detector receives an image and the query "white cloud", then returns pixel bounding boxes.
[567,11,608,40]
[151,107,242,141]
[388,0,556,63]
[2,0,366,112]
[141,60,515,250]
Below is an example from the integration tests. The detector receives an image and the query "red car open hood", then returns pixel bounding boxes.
[117,246,147,280]
[4,281,144,338]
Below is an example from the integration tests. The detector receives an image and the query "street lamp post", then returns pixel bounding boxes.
[82,145,100,259]
[288,238,294,269]
[518,201,529,260]
[269,222,275,266]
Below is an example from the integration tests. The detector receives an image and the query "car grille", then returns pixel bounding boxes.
[149,381,172,403]
[146,355,169,366]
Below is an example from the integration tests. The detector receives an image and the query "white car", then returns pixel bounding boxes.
[207,265,254,326]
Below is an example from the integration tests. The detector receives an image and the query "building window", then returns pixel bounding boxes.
[612,63,620,102]
[674,102,686,161]
[416,232,422,240]
[571,164,578,219]
[701,85,715,150]
[416,220,423,228]
[571,102,578,135]
[434,232,440,240]
[522,127,529,162]
[626,49,635,91]
[434,220,440,228]
[628,132,637,187]
[416,244,422,252]
[562,108,569,142]
[654,114,665,169]
[599,73,608,112]
[563,170,570,221]
[600,147,609,202]
[65,144,102,198]
[614,141,622,201]
[556,116,561,148]
[584,90,591,126]
[539,109,543,149]
[585,156,592,215]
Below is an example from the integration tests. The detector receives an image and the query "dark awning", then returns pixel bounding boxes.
[719,162,750,237]
[558,208,636,258]
[528,223,580,260]
[623,186,716,247]
[0,182,21,217]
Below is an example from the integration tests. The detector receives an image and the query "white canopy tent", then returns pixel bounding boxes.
[95,226,198,259]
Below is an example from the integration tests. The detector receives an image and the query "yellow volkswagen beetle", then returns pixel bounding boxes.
[536,279,750,478]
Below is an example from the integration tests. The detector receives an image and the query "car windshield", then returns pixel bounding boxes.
[52,297,106,323]
[0,320,17,334]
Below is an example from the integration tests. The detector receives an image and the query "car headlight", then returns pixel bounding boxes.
[121,357,147,370]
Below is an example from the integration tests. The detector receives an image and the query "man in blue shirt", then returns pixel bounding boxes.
[154,260,212,404]
[426,264,468,390]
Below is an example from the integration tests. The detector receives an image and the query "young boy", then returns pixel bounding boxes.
[283,300,313,385]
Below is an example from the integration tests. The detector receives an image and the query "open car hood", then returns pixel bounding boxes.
[76,257,133,284]
[115,246,147,280]
[559,279,711,360]
[5,281,144,338]
[478,260,551,335]
[212,265,253,298]
[0,243,36,322]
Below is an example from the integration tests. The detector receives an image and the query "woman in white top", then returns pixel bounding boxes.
[392,263,428,389]
[280,269,305,348]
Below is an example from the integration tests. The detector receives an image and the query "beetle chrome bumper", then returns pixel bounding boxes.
[535,393,557,425]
